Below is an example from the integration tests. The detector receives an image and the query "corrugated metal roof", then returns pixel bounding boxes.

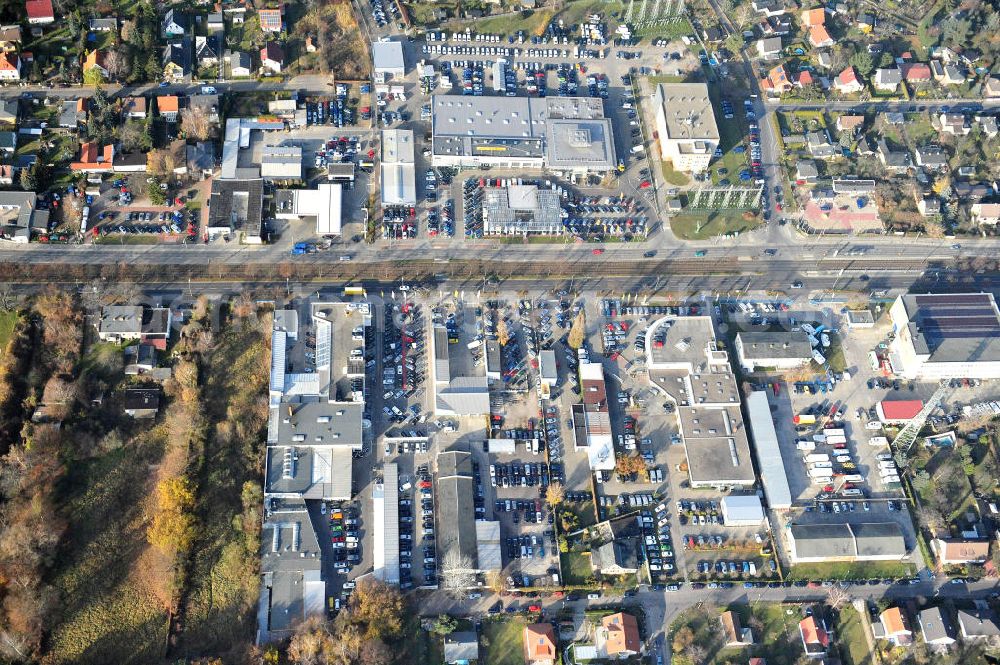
[746,391,792,509]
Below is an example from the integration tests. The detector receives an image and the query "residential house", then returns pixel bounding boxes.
[760,14,792,35]
[163,40,191,80]
[762,64,792,93]
[122,96,147,119]
[815,50,832,69]
[917,195,941,216]
[260,42,283,74]
[901,62,932,84]
[931,60,965,85]
[956,165,976,178]
[796,159,819,183]
[808,25,834,48]
[800,7,825,26]
[523,623,557,665]
[444,632,479,665]
[806,130,837,158]
[954,182,993,201]
[957,610,1000,640]
[835,66,864,94]
[856,136,875,156]
[0,25,22,52]
[874,67,902,91]
[977,115,999,138]
[919,607,956,648]
[752,0,786,16]
[932,538,991,563]
[228,51,252,77]
[259,7,283,32]
[914,145,948,170]
[83,50,108,78]
[189,94,220,124]
[595,613,641,658]
[836,114,864,133]
[97,305,141,342]
[720,610,754,647]
[877,139,911,172]
[124,343,157,375]
[757,37,782,60]
[701,26,724,43]
[592,539,639,575]
[207,11,224,33]
[70,141,114,172]
[0,52,20,80]
[873,607,913,646]
[195,35,220,67]
[857,12,875,32]
[122,388,160,419]
[88,17,117,32]
[984,76,1000,98]
[157,95,180,122]
[883,111,905,125]
[798,615,829,658]
[59,98,86,128]
[162,8,187,38]
[25,0,54,24]
[939,112,971,135]
[795,70,814,87]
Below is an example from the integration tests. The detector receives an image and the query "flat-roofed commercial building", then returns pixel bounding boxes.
[275,183,342,236]
[653,83,720,173]
[430,95,616,174]
[571,361,617,472]
[735,331,814,372]
[373,463,399,585]
[888,293,1000,379]
[746,390,793,509]
[787,522,907,562]
[381,129,416,206]
[437,450,479,569]
[645,316,755,488]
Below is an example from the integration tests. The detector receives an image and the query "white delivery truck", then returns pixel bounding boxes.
[841,474,864,483]
[805,453,831,463]
[796,439,816,451]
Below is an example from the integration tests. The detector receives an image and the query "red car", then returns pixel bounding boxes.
[592,248,604,255]
[528,605,542,612]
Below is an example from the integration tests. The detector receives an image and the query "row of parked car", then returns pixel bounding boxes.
[398,466,435,589]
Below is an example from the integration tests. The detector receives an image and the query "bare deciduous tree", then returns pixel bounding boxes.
[440,550,477,595]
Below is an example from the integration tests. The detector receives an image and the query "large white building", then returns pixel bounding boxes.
[430,95,616,175]
[735,331,813,372]
[381,129,417,206]
[653,83,720,173]
[888,293,1000,380]
[275,183,343,236]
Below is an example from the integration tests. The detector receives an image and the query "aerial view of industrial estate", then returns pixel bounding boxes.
[3,0,1000,663]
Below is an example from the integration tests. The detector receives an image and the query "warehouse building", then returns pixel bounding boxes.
[735,331,813,372]
[645,316,755,488]
[571,361,617,472]
[720,494,766,526]
[482,184,564,236]
[381,128,417,206]
[746,391,793,509]
[373,463,400,585]
[260,145,303,182]
[207,178,264,243]
[372,38,406,79]
[653,83,720,173]
[787,522,907,562]
[876,399,924,424]
[888,293,1000,379]
[258,498,324,642]
[437,450,479,569]
[431,95,616,174]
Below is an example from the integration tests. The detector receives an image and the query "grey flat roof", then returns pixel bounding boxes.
[432,95,546,140]
[545,118,616,171]
[260,499,323,633]
[208,178,264,238]
[372,39,405,71]
[737,331,813,360]
[264,445,353,499]
[539,349,557,380]
[746,391,793,508]
[272,401,364,449]
[681,405,756,485]
[444,632,479,663]
[436,376,490,415]
[655,82,720,141]
[896,293,1000,364]
[260,145,303,179]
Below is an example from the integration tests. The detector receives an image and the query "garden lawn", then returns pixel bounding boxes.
[482,616,529,665]
[560,550,595,586]
[0,311,19,355]
[785,561,914,580]
[836,605,872,665]
[670,210,762,240]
